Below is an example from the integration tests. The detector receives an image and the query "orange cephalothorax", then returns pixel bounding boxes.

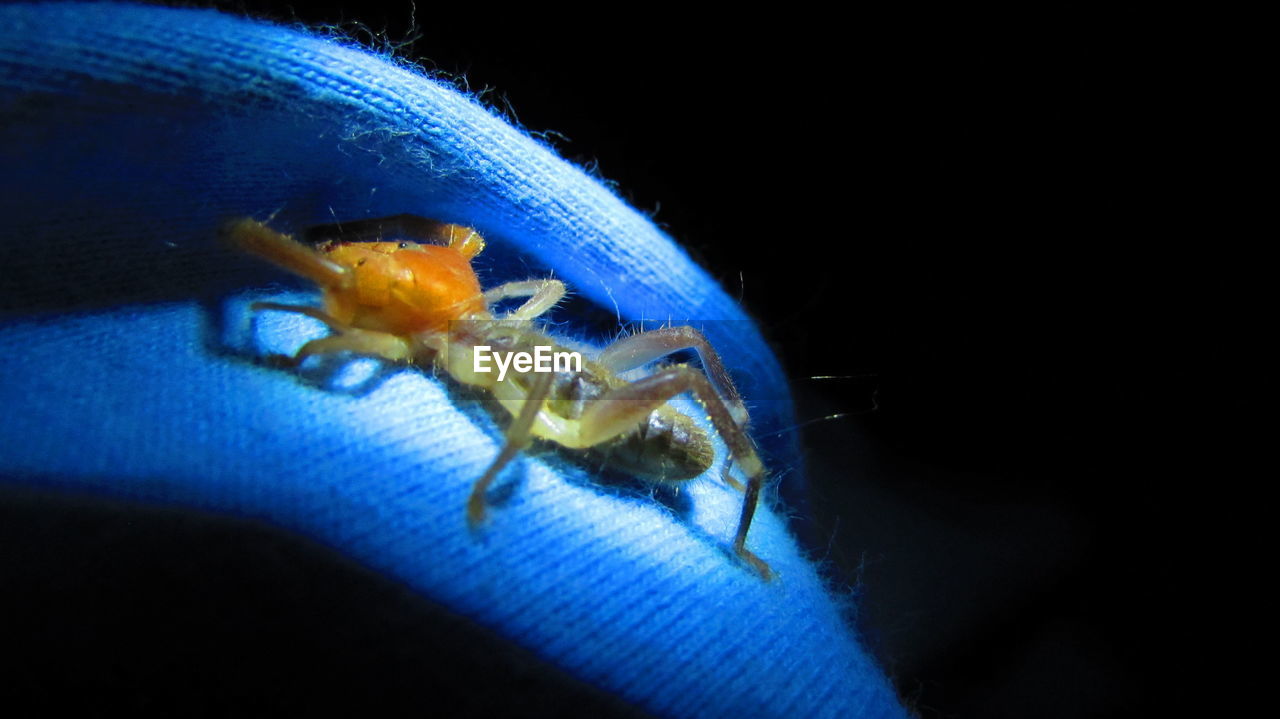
[320,240,488,334]
[224,218,489,336]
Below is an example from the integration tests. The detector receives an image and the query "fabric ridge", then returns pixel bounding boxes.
[0,4,906,718]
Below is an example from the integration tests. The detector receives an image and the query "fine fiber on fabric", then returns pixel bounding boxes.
[0,4,906,717]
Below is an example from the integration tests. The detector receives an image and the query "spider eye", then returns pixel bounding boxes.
[398,242,409,249]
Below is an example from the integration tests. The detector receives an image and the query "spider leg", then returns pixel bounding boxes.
[467,371,556,528]
[222,219,348,287]
[250,303,412,365]
[288,330,412,365]
[482,279,566,321]
[597,326,751,490]
[574,365,773,580]
[597,326,748,428]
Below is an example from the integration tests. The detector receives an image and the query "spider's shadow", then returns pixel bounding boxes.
[200,292,408,398]
[281,353,408,397]
[554,456,748,574]
[536,442,696,524]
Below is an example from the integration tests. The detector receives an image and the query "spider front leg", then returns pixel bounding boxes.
[250,302,413,365]
[576,365,773,581]
[225,220,412,364]
[483,279,566,321]
[222,218,349,288]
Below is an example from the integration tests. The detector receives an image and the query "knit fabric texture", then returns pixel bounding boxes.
[0,4,905,718]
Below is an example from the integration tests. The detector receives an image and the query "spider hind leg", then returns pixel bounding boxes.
[574,364,773,581]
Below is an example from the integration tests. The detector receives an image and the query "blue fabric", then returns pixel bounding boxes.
[0,4,905,717]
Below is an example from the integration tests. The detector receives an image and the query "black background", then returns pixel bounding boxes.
[5,3,1267,717]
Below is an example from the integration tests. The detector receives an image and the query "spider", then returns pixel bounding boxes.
[223,215,774,580]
